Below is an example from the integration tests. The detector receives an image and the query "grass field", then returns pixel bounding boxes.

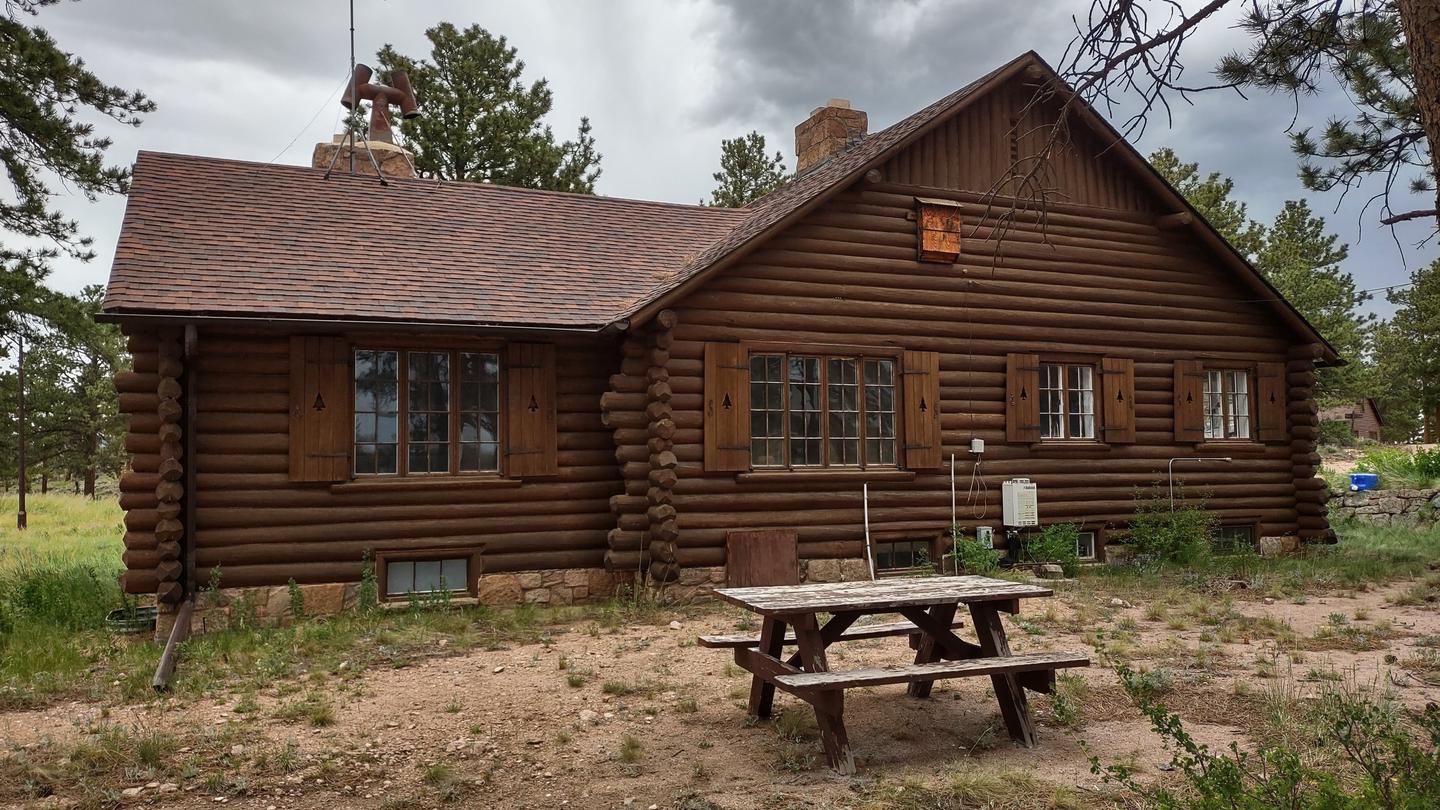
[0,492,124,573]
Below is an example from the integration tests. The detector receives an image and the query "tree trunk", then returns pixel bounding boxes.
[1398,0,1440,226]
[40,473,48,495]
[84,432,97,498]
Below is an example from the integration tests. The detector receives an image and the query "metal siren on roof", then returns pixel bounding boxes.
[341,63,421,144]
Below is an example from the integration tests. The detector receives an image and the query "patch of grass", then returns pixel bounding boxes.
[272,692,335,726]
[618,733,643,763]
[677,696,699,713]
[1047,673,1088,729]
[1091,522,1440,601]
[864,767,1087,809]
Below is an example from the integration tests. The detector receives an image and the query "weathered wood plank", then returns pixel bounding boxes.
[774,651,1089,690]
[697,617,965,649]
[714,576,1051,616]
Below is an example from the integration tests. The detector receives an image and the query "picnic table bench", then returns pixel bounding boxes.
[704,575,1089,774]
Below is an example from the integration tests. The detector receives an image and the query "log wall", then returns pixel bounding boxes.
[648,180,1324,568]
[116,329,622,592]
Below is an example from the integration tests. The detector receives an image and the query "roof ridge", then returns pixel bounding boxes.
[134,150,750,217]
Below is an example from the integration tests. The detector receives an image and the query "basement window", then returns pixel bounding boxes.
[1214,525,1256,554]
[384,557,469,597]
[875,539,931,572]
[1076,531,1097,561]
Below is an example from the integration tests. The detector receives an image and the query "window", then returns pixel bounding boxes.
[1203,369,1251,440]
[1214,524,1256,554]
[1076,531,1097,561]
[749,352,898,468]
[875,539,930,571]
[1039,363,1095,440]
[354,349,501,476]
[385,557,469,597]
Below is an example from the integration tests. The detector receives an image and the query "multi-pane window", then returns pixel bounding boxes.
[1203,369,1251,439]
[1213,524,1256,554]
[1039,363,1095,440]
[458,352,501,472]
[876,539,930,571]
[354,350,400,474]
[749,353,898,468]
[354,349,501,476]
[386,558,468,596]
[407,352,451,474]
[863,359,897,465]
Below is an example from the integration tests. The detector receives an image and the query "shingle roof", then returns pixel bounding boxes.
[102,151,750,328]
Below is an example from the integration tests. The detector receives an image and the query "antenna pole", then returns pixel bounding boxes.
[348,0,356,175]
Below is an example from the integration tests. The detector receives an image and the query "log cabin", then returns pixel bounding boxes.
[101,52,1338,622]
[1318,398,1384,442]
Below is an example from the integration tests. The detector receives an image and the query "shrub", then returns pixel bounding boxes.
[1355,446,1440,489]
[1022,523,1082,576]
[1126,487,1215,566]
[946,525,1002,575]
[1096,663,1440,808]
[1318,419,1357,448]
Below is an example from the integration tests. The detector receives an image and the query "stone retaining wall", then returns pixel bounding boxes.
[1330,488,1440,526]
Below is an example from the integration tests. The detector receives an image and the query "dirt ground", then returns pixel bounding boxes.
[4,580,1439,810]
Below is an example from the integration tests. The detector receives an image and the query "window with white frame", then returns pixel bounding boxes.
[1076,530,1097,560]
[1203,369,1251,440]
[1039,363,1096,440]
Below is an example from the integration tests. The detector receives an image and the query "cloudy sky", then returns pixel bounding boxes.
[28,0,1438,318]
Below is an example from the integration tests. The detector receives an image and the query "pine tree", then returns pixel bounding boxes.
[1149,148,1268,260]
[376,23,601,193]
[0,0,153,264]
[1061,1,1440,231]
[705,131,789,207]
[1255,200,1374,401]
[1377,259,1440,440]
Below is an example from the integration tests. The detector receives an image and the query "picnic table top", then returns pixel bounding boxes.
[713,575,1053,616]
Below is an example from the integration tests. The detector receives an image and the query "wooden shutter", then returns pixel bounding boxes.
[725,529,800,587]
[1173,359,1205,442]
[703,342,751,472]
[1256,361,1287,443]
[1005,353,1041,443]
[902,350,942,469]
[916,198,962,262]
[288,335,351,482]
[505,343,558,477]
[1100,357,1136,444]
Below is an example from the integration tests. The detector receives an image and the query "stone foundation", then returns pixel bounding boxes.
[801,557,873,583]
[153,567,634,639]
[155,581,362,639]
[1331,488,1440,526]
[476,567,631,606]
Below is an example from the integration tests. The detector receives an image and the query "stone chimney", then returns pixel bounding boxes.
[311,136,417,180]
[794,99,867,174]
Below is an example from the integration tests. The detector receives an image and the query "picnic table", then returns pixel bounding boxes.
[700,575,1089,774]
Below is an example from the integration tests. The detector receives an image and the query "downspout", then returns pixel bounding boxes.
[154,323,198,692]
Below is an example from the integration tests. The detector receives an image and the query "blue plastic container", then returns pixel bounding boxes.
[1349,472,1379,492]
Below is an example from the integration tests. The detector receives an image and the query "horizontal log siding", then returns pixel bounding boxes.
[115,330,622,591]
[882,76,1157,212]
[661,184,1313,566]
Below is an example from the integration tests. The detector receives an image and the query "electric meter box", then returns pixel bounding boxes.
[1002,478,1039,527]
[975,526,995,549]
